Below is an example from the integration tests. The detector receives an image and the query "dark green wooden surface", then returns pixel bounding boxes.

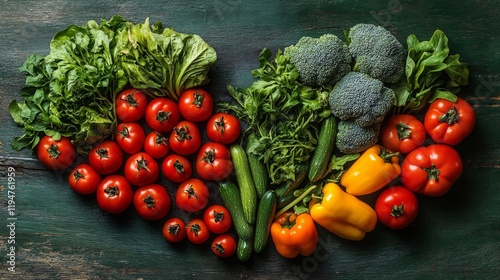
[1,0,499,279]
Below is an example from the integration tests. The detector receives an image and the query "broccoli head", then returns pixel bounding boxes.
[336,120,380,154]
[329,72,394,127]
[348,23,406,84]
[284,34,351,87]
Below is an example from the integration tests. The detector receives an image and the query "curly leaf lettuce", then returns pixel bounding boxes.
[114,18,217,100]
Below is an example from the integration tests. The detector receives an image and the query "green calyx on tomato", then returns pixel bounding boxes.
[96,148,110,159]
[390,203,405,217]
[173,160,185,173]
[117,125,130,138]
[174,125,193,142]
[200,148,217,164]
[396,122,412,140]
[184,185,199,200]
[156,110,172,122]
[73,169,85,182]
[47,144,61,159]
[104,186,120,197]
[214,116,226,134]
[168,223,182,235]
[187,223,202,236]
[438,106,459,125]
[123,92,140,107]
[422,164,441,181]
[136,155,151,172]
[143,194,156,208]
[192,92,205,108]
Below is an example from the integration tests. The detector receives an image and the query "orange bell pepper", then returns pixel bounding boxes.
[341,144,401,196]
[270,211,318,258]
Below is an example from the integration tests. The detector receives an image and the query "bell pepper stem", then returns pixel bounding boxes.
[274,185,317,219]
[379,147,399,163]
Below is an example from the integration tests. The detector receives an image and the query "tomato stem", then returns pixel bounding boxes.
[136,155,151,172]
[143,194,156,208]
[201,149,216,164]
[188,223,201,236]
[174,125,192,142]
[73,169,85,182]
[438,106,459,125]
[156,110,171,122]
[395,122,412,140]
[390,203,405,217]
[192,91,205,108]
[173,160,185,173]
[47,144,61,159]
[184,185,199,199]
[104,186,119,197]
[422,164,441,182]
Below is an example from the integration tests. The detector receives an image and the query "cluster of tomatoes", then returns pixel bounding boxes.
[374,97,476,230]
[36,87,243,258]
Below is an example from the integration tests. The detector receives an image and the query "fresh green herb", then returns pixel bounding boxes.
[9,16,128,152]
[114,18,217,101]
[221,48,330,187]
[326,153,360,182]
[393,29,469,113]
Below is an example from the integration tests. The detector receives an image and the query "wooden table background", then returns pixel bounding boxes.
[1,0,499,279]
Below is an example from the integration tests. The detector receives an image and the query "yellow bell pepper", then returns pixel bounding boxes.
[309,183,377,241]
[341,144,401,196]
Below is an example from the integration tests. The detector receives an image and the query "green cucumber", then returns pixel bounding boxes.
[246,135,269,200]
[308,116,338,182]
[218,181,253,241]
[230,144,258,224]
[274,162,308,198]
[237,237,253,262]
[254,190,277,253]
[277,192,295,209]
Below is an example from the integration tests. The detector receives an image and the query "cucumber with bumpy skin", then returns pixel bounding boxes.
[308,116,338,182]
[218,181,253,241]
[237,237,253,262]
[246,134,269,200]
[230,143,258,224]
[254,190,277,253]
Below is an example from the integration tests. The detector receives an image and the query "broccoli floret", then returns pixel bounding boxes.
[348,23,406,84]
[284,34,351,87]
[336,120,381,154]
[329,72,394,127]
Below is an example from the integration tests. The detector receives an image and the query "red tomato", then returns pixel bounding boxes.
[36,135,76,170]
[211,234,237,258]
[88,140,124,175]
[424,97,476,145]
[162,217,187,243]
[196,142,233,181]
[206,112,241,145]
[178,88,214,122]
[375,186,419,230]
[133,184,171,221]
[169,121,202,156]
[161,154,193,183]
[203,205,232,234]
[186,218,210,244]
[115,122,146,155]
[96,175,133,214]
[144,131,169,159]
[380,114,426,154]
[175,178,209,212]
[401,144,463,197]
[68,164,101,195]
[145,97,180,132]
[116,88,148,122]
[124,152,160,186]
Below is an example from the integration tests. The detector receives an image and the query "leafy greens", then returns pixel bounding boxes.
[222,48,330,186]
[393,29,469,112]
[9,15,217,153]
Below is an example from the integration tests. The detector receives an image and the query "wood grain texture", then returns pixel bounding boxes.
[1,0,500,279]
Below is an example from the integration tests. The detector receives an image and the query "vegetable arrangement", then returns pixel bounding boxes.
[9,16,476,262]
